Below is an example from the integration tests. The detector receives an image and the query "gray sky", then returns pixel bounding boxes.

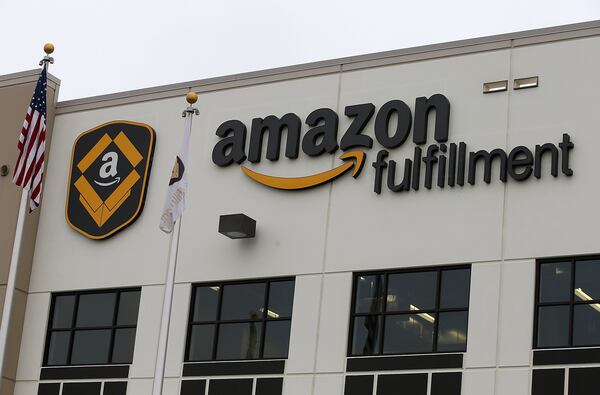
[2,0,599,100]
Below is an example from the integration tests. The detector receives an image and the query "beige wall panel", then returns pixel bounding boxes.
[464,262,501,368]
[15,293,50,381]
[504,36,600,259]
[11,380,34,395]
[130,285,164,379]
[283,374,314,395]
[315,273,352,373]
[286,275,322,374]
[497,259,535,367]
[313,374,343,395]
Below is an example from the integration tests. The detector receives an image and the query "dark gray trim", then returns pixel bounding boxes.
[533,348,600,366]
[346,353,463,372]
[182,360,285,376]
[39,365,129,380]
[53,20,600,114]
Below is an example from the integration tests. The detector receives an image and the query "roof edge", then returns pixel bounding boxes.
[55,19,600,114]
[0,69,61,89]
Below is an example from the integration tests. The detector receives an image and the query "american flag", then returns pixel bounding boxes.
[13,66,48,211]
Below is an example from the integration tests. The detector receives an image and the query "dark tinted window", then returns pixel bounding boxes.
[437,311,469,352]
[268,281,295,318]
[193,286,220,322]
[383,314,434,354]
[188,325,215,361]
[44,289,141,366]
[70,330,111,364]
[568,368,600,395]
[351,316,382,356]
[573,304,600,346]
[76,293,116,327]
[186,278,294,361]
[539,262,571,303]
[532,369,564,395]
[52,295,75,329]
[575,260,600,301]
[387,272,437,312]
[350,266,470,356]
[221,283,265,320]
[535,257,600,349]
[216,323,263,360]
[263,321,291,359]
[117,292,141,326]
[440,269,471,309]
[46,332,70,365]
[355,275,385,314]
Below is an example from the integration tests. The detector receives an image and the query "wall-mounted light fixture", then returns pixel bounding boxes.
[514,76,539,90]
[483,80,508,94]
[218,214,256,239]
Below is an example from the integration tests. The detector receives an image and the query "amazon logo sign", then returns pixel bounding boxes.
[212,94,574,193]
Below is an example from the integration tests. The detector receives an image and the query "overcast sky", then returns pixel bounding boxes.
[2,0,599,100]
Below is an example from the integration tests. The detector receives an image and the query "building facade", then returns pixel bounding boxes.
[3,20,600,395]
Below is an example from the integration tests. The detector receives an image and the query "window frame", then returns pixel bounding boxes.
[534,255,600,349]
[185,277,295,362]
[43,287,141,367]
[347,265,471,357]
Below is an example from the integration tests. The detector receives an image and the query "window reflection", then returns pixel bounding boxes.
[383,314,434,354]
[352,316,381,355]
[573,304,600,346]
[221,283,265,321]
[537,306,570,348]
[386,272,437,312]
[217,322,262,360]
[575,260,600,301]
[350,267,470,356]
[44,289,141,366]
[539,262,571,303]
[187,279,295,362]
[437,311,468,352]
[535,258,600,349]
[355,275,385,314]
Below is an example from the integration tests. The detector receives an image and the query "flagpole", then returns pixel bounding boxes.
[152,92,198,395]
[0,43,54,392]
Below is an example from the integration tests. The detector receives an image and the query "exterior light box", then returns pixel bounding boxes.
[218,214,256,239]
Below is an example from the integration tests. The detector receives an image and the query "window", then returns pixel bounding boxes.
[44,289,141,366]
[535,257,600,348]
[349,267,470,356]
[186,279,295,362]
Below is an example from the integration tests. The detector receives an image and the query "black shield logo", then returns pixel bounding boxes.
[66,121,156,240]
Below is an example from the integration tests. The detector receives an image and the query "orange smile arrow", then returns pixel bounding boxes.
[241,150,366,190]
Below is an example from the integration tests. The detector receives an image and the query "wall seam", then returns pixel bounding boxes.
[493,38,515,395]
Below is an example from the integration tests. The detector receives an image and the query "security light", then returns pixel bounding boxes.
[218,214,256,239]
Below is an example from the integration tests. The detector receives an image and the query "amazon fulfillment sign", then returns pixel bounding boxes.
[211,94,574,193]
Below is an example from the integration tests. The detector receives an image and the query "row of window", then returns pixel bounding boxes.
[43,256,600,367]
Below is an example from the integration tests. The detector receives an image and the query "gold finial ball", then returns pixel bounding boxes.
[43,43,55,55]
[186,91,198,104]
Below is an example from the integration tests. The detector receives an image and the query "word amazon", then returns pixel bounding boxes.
[211,94,573,193]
